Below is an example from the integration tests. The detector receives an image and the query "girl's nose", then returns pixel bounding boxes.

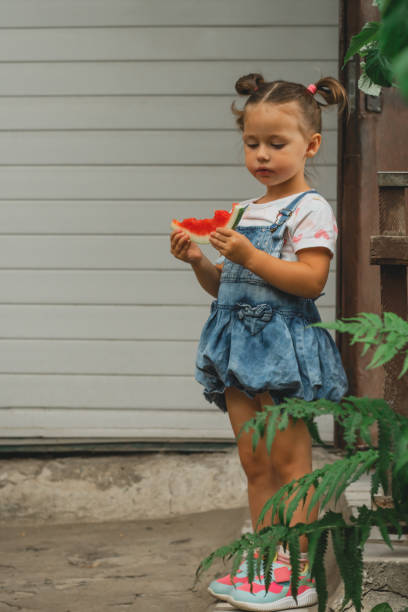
[256,145,270,161]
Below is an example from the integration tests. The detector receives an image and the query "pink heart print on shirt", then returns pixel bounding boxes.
[333,221,338,234]
[292,233,303,243]
[314,229,330,240]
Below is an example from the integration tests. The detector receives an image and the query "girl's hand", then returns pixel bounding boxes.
[209,228,256,266]
[170,230,203,264]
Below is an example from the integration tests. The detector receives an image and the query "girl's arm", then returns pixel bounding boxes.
[170,229,222,298]
[210,228,330,299]
[246,246,331,299]
[191,259,222,298]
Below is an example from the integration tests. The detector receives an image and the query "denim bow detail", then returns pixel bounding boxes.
[236,303,274,335]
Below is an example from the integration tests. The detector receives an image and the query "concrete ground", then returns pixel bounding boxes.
[0,506,249,612]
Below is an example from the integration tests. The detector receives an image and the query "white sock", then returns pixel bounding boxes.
[277,545,308,569]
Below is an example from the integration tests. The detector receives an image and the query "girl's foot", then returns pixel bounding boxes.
[227,564,317,611]
[207,555,256,602]
[208,553,281,603]
[207,570,249,602]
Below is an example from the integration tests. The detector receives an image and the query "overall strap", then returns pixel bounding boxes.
[269,189,317,234]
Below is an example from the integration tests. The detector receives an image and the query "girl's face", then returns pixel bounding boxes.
[242,101,321,196]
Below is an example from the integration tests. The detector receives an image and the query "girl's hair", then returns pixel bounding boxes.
[232,73,348,135]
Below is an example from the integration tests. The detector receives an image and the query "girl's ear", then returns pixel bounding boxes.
[306,133,321,158]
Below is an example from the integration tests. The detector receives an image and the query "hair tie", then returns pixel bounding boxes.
[307,83,317,95]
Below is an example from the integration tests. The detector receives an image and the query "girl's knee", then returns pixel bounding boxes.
[238,442,277,484]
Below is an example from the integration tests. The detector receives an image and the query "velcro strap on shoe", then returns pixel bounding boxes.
[273,566,291,583]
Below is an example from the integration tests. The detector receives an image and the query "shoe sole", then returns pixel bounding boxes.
[208,586,233,603]
[226,589,318,611]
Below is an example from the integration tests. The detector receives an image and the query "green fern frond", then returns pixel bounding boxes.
[246,547,256,592]
[199,505,407,610]
[313,529,329,612]
[377,418,393,494]
[331,526,353,609]
[375,512,393,549]
[370,604,393,612]
[288,532,301,602]
[265,405,281,453]
[262,544,277,596]
[304,416,327,446]
[349,528,363,611]
[253,395,398,457]
[311,312,408,376]
[256,451,379,529]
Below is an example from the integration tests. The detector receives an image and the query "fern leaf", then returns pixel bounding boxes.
[368,341,398,369]
[288,531,301,603]
[321,453,365,511]
[370,604,393,612]
[377,419,392,494]
[375,513,393,549]
[285,473,319,523]
[313,530,329,612]
[265,406,280,454]
[278,408,289,432]
[306,529,320,573]
[262,544,277,595]
[305,417,326,446]
[246,547,256,592]
[251,427,260,453]
[307,468,338,518]
[256,481,294,528]
[331,526,350,605]
[349,529,363,612]
[343,411,363,447]
[399,351,408,378]
[371,470,381,497]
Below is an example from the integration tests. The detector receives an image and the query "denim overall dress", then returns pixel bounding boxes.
[195,190,348,412]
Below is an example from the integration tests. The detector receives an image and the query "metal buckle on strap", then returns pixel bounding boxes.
[270,208,292,233]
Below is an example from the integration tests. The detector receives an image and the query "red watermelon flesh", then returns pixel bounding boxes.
[171,203,247,244]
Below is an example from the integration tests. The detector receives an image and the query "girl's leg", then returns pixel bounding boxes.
[225,387,281,533]
[257,390,319,552]
[226,387,318,550]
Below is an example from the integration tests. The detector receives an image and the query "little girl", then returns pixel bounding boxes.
[170,73,348,611]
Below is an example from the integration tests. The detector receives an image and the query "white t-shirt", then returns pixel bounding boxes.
[216,192,337,264]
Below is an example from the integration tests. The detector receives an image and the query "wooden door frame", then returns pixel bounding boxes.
[336,0,408,445]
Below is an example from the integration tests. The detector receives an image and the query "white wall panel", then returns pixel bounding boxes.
[0,61,337,96]
[0,97,339,130]
[0,131,337,165]
[0,0,339,27]
[0,270,336,306]
[0,199,337,234]
[0,340,196,375]
[0,27,337,61]
[0,235,337,271]
[0,0,340,443]
[0,166,337,199]
[0,304,337,340]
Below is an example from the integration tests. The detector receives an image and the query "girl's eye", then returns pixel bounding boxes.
[271,144,285,149]
[246,143,258,149]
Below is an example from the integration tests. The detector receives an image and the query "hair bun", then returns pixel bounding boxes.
[235,73,265,95]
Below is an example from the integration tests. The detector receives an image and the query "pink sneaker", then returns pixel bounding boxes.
[228,563,317,611]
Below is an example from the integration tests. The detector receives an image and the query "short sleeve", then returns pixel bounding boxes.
[287,196,338,257]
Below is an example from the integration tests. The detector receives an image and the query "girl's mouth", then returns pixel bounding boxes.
[256,168,273,175]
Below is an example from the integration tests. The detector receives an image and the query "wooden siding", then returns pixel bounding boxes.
[0,0,339,441]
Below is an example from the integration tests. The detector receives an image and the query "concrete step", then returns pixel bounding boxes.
[213,603,318,611]
[210,447,408,611]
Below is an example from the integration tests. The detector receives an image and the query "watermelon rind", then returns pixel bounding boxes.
[171,203,248,245]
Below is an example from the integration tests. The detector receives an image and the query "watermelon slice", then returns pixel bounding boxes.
[171,203,248,244]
